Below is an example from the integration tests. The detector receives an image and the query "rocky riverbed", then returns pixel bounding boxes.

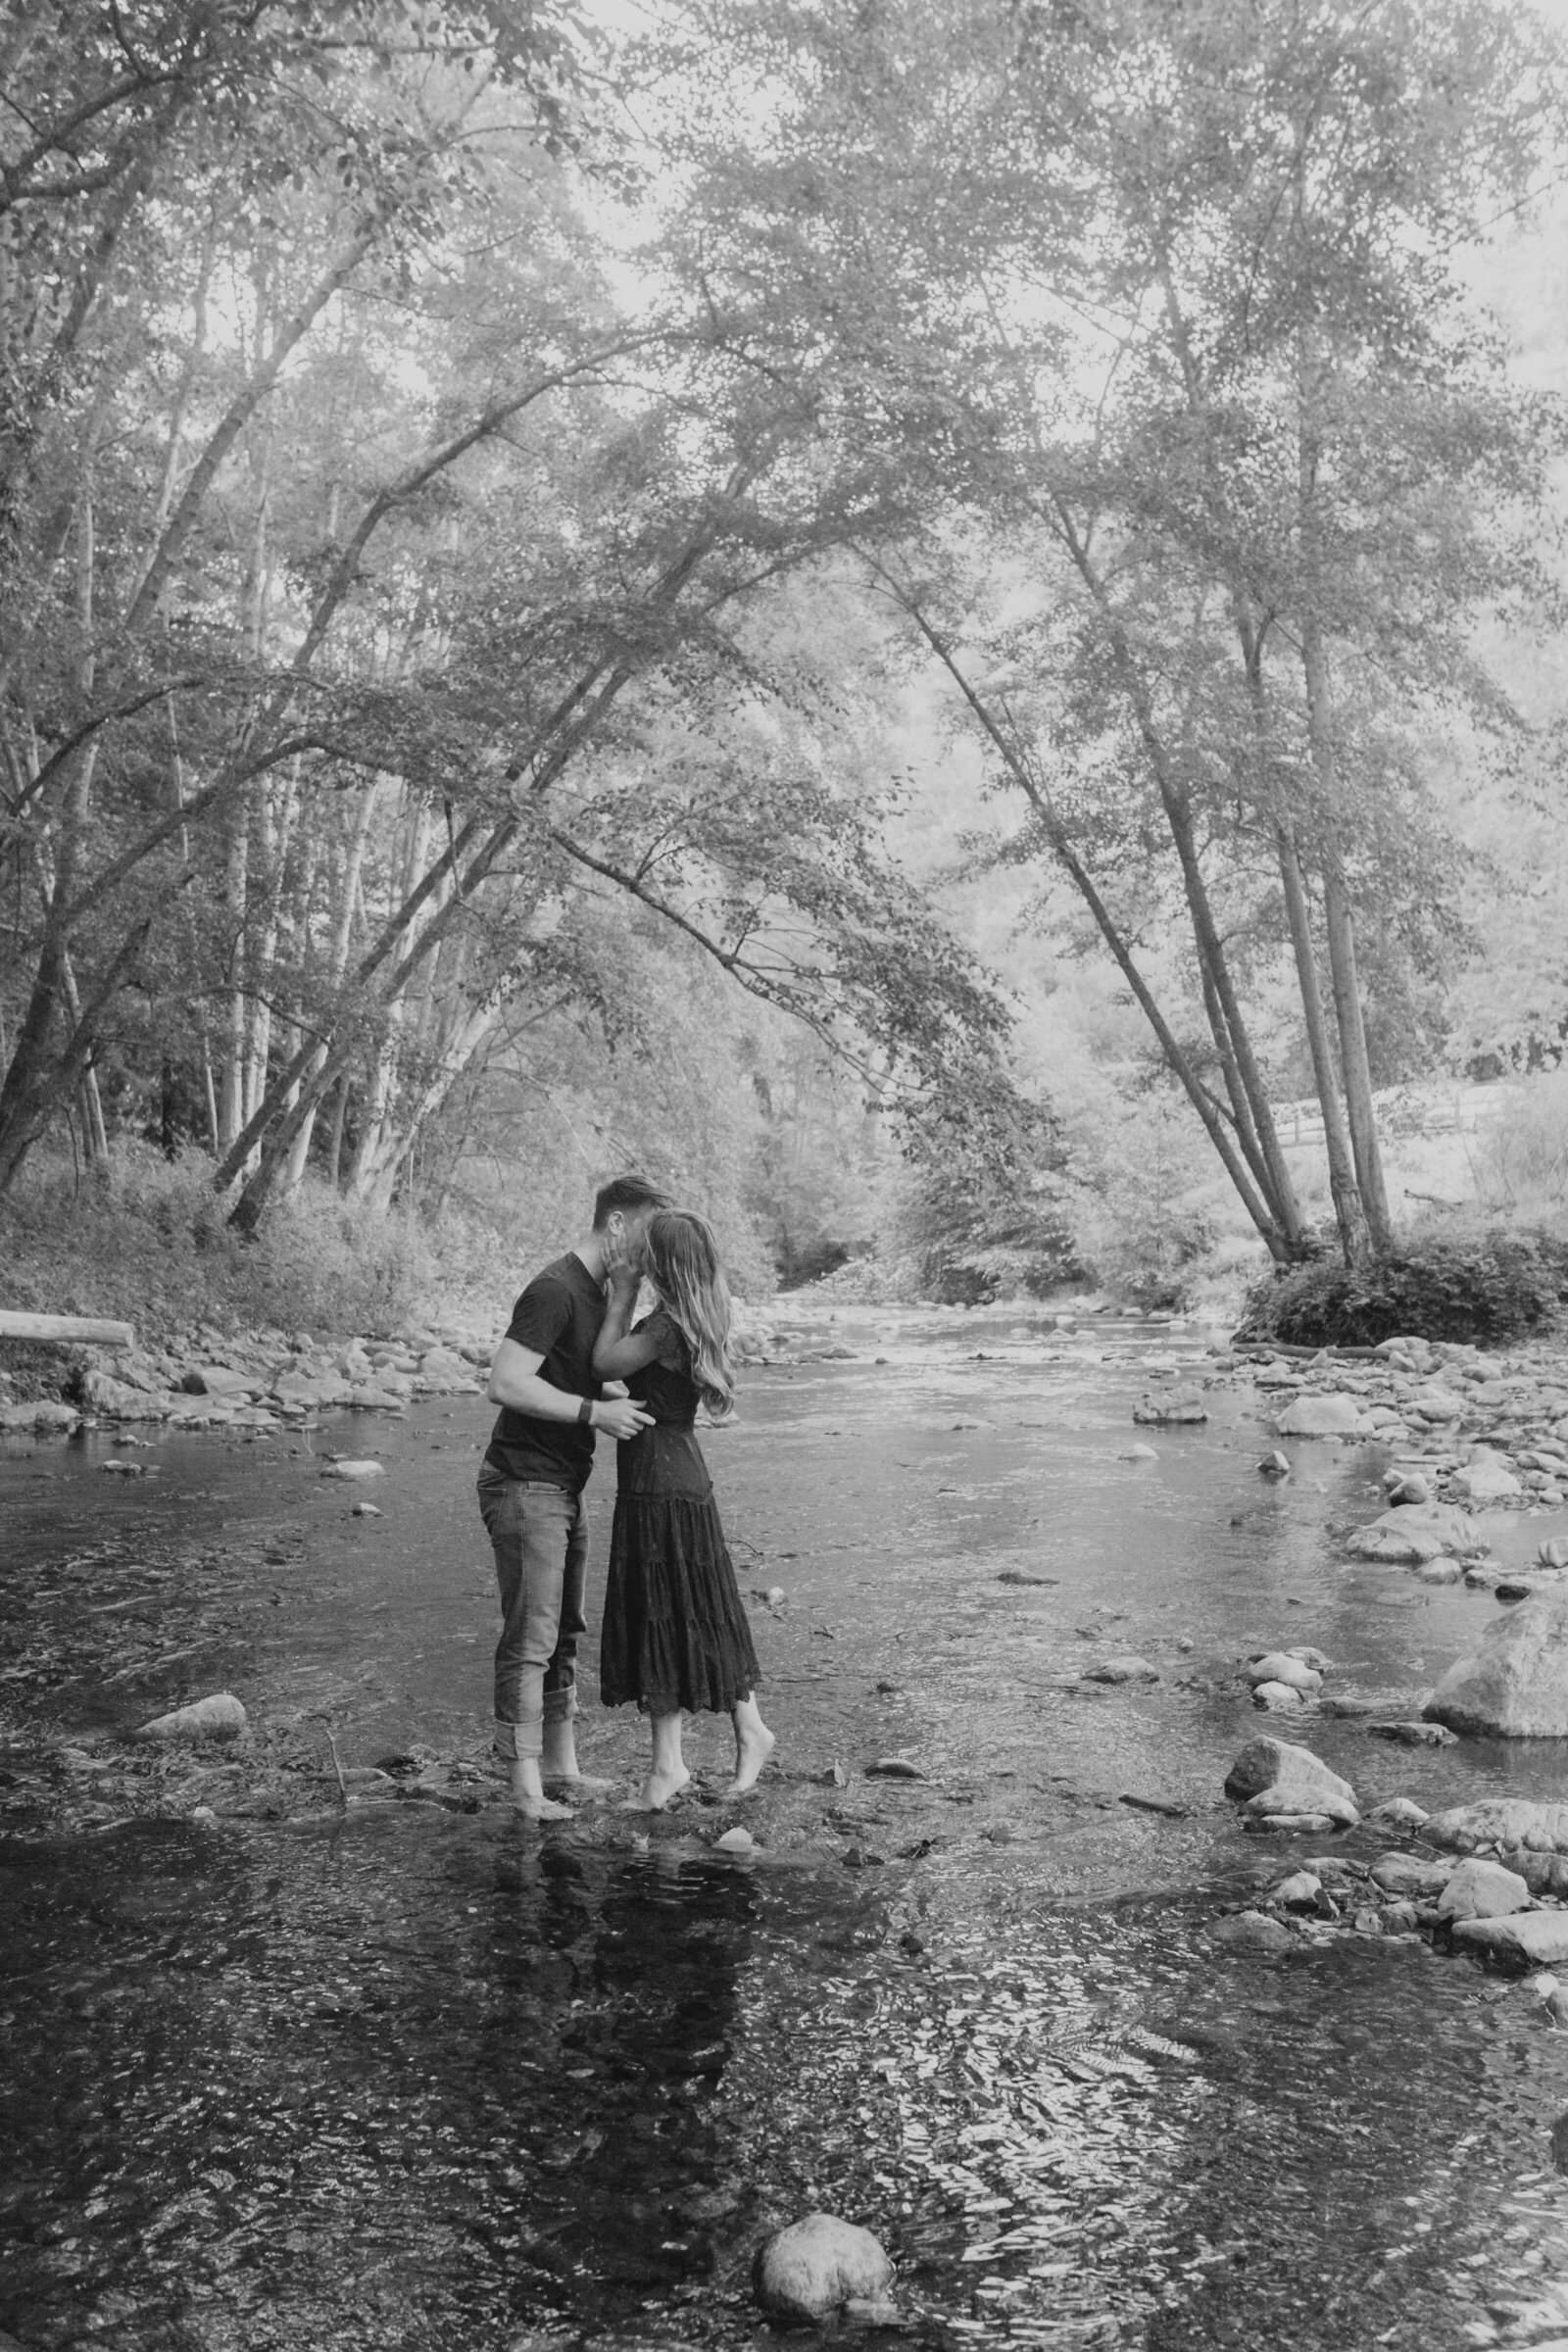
[8,1302,1568,2350]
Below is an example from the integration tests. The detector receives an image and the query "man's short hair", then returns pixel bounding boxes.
[592,1174,673,1230]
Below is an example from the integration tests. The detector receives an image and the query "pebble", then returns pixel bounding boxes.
[352,1501,382,1517]
[318,1459,386,1482]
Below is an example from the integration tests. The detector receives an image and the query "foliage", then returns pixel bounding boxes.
[1236,1233,1568,1348]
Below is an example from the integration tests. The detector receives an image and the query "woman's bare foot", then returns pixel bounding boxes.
[723,1721,775,1797]
[622,1763,691,1813]
[510,1759,574,1822]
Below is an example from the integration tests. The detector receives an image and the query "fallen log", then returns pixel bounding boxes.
[0,1311,135,1348]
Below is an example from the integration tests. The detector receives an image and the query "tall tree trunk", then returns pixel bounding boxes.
[282,780,376,1196]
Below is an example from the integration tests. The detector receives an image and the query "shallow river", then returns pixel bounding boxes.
[6,1310,1568,2352]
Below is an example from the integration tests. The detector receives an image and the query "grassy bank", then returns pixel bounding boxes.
[0,1145,478,1371]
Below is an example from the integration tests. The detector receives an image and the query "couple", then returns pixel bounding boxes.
[477,1175,775,1820]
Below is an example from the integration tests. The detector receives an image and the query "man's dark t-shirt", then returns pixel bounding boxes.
[484,1252,606,1490]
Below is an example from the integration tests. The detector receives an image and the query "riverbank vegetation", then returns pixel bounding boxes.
[5,0,1568,1334]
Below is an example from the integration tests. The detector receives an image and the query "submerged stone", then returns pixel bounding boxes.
[753,2214,895,2321]
[137,1691,247,1743]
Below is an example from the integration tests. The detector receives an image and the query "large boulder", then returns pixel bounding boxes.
[753,2216,895,2321]
[1274,1394,1362,1438]
[1345,1502,1484,1565]
[1223,1738,1359,1828]
[1449,1914,1568,1970]
[1424,1798,1568,1855]
[1423,1592,1568,1737]
[80,1369,172,1420]
[1451,1455,1523,1502]
[1435,1858,1530,1921]
[0,1399,80,1433]
[1369,1853,1453,1898]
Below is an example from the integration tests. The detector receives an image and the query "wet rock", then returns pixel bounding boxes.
[1425,1798,1568,1856]
[1119,1442,1160,1461]
[1384,1471,1431,1505]
[0,1399,80,1433]
[1084,1656,1159,1684]
[1416,1560,1465,1586]
[715,1827,755,1853]
[1245,1811,1340,1834]
[351,1501,382,1518]
[1367,1796,1430,1830]
[1452,1455,1523,1502]
[318,1459,387,1482]
[1370,1853,1454,1898]
[1495,1579,1535,1602]
[1505,1848,1568,1899]
[1133,1393,1207,1425]
[1450,1914,1568,1970]
[1274,1394,1362,1438]
[1542,1540,1568,1570]
[1247,1653,1323,1692]
[1272,1871,1322,1909]
[753,2215,895,2320]
[1345,1501,1480,1564]
[1258,1449,1292,1478]
[137,1691,247,1744]
[1424,1591,1568,1737]
[1211,1910,1293,1954]
[1367,1721,1457,1746]
[866,1757,926,1780]
[1252,1680,1307,1711]
[1224,1737,1358,1828]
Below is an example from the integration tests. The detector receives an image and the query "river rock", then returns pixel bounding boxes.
[1367,1720,1457,1746]
[179,1364,254,1396]
[318,1459,387,1482]
[136,1691,247,1743]
[1450,1914,1568,1969]
[1084,1656,1159,1684]
[1119,1442,1159,1461]
[1211,1910,1293,1953]
[1369,1853,1453,1897]
[1436,1859,1531,1920]
[0,1399,81,1432]
[1132,1394,1208,1425]
[1258,1450,1292,1478]
[1452,1455,1524,1502]
[1252,1681,1306,1711]
[1505,1848,1568,1899]
[1247,1653,1323,1692]
[1384,1471,1431,1505]
[1425,1798,1568,1856]
[80,1369,172,1420]
[1224,1737,1359,1827]
[1367,1796,1429,1829]
[1423,1592,1568,1737]
[1345,1501,1481,1564]
[1272,1871,1322,1909]
[1410,1386,1466,1423]
[1274,1394,1362,1438]
[753,2215,895,2321]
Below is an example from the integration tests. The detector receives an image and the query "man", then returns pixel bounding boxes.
[479,1174,672,1818]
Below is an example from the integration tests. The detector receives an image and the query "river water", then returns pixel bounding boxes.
[5,1309,1568,2352]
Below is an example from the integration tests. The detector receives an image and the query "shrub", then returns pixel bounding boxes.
[1237,1233,1568,1348]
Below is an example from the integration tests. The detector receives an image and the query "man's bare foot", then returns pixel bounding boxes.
[722,1722,776,1798]
[621,1764,691,1813]
[510,1759,574,1822]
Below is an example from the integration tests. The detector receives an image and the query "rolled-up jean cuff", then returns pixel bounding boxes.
[493,1686,576,1762]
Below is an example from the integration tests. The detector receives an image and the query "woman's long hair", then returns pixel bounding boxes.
[642,1210,735,1420]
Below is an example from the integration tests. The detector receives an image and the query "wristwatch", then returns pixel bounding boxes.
[578,1398,594,1425]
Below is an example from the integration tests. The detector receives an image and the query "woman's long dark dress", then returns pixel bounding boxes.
[599,1311,760,1716]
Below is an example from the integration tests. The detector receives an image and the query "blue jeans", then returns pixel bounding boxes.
[477,1469,587,1760]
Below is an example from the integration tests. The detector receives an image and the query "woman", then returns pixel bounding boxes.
[593,1209,774,1810]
